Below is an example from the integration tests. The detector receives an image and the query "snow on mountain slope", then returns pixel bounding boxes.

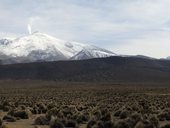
[1,32,86,58]
[71,46,116,60]
[0,32,116,64]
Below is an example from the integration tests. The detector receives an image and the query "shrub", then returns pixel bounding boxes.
[100,110,111,122]
[37,103,47,114]
[119,110,129,119]
[114,110,121,117]
[87,119,96,128]
[34,115,49,125]
[135,120,154,128]
[2,101,10,106]
[93,110,101,120]
[50,117,64,128]
[104,121,114,128]
[96,121,104,128]
[65,120,78,128]
[130,113,142,123]
[3,115,16,122]
[135,121,144,128]
[125,118,136,128]
[76,114,89,124]
[46,107,59,120]
[114,120,129,128]
[19,105,26,110]
[157,112,167,121]
[13,110,31,119]
[3,106,11,112]
[100,109,109,116]
[149,115,159,128]
[31,108,39,114]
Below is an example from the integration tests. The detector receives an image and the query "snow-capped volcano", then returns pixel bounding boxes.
[0,32,116,64]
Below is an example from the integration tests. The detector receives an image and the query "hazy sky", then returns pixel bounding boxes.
[0,0,170,58]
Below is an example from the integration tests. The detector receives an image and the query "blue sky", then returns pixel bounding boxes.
[0,0,170,58]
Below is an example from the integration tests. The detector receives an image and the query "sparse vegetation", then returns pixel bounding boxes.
[0,80,170,128]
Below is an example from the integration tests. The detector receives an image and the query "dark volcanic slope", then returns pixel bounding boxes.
[0,56,170,82]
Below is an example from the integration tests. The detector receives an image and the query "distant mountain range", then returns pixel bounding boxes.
[0,32,116,64]
[1,56,170,82]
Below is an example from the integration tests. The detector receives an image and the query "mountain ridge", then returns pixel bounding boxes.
[1,56,170,82]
